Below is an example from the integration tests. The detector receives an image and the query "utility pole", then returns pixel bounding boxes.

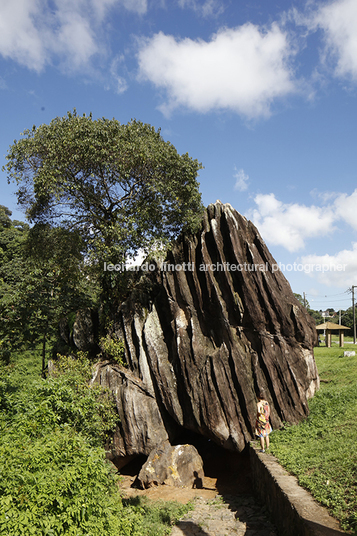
[352,286,356,345]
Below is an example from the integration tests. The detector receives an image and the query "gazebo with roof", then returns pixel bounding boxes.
[315,321,350,348]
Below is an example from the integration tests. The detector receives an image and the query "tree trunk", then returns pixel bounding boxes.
[42,321,48,378]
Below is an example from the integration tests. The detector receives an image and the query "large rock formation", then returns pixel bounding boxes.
[58,308,99,354]
[92,201,319,464]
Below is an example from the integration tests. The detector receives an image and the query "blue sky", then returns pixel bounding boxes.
[1,0,357,313]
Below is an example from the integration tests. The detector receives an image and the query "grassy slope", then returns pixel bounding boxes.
[269,346,357,534]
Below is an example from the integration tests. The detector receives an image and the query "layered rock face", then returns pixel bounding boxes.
[92,201,319,463]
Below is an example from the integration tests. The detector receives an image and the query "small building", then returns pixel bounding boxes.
[315,321,350,348]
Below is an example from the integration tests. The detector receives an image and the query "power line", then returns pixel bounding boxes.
[309,298,351,304]
[305,290,350,298]
[307,286,357,343]
[304,288,352,306]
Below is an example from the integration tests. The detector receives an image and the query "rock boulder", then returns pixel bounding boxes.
[136,442,204,489]
[72,308,98,352]
[93,201,319,461]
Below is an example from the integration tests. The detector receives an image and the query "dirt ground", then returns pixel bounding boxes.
[117,439,280,536]
[118,437,253,504]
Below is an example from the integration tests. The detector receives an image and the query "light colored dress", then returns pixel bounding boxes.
[255,399,272,438]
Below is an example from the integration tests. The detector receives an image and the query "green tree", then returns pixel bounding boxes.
[4,111,204,268]
[0,208,97,372]
[338,307,355,336]
[294,293,310,309]
[307,308,324,326]
[0,206,29,361]
[0,205,12,228]
[19,224,98,374]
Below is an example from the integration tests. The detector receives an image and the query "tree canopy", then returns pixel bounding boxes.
[4,111,204,264]
[0,206,96,369]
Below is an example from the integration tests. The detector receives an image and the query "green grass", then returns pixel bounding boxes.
[269,346,357,534]
[122,496,193,536]
[320,334,355,343]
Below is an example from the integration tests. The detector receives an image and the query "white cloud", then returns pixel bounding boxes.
[113,76,128,94]
[52,8,99,71]
[310,188,339,203]
[109,55,129,94]
[301,243,357,287]
[334,189,357,230]
[118,0,147,14]
[233,168,249,192]
[89,0,118,19]
[177,0,224,17]
[312,0,357,80]
[0,0,46,71]
[137,23,297,118]
[247,193,336,252]
[0,0,145,73]
[247,188,357,255]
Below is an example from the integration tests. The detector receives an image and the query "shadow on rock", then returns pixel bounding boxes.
[171,432,278,535]
[186,433,252,495]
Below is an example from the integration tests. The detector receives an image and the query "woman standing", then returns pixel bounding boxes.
[255,391,272,452]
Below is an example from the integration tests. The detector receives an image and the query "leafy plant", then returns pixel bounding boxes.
[99,334,126,365]
[0,426,142,536]
[0,349,193,535]
[122,496,193,536]
[0,352,132,536]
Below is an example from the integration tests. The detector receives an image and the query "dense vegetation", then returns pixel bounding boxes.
[0,350,191,535]
[0,205,97,372]
[269,346,357,534]
[0,112,202,535]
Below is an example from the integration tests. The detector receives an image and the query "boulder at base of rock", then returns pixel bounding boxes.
[136,442,204,489]
[72,308,98,352]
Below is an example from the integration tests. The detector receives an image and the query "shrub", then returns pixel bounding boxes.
[99,335,126,366]
[2,353,119,446]
[0,426,142,536]
[0,350,190,536]
[0,353,137,535]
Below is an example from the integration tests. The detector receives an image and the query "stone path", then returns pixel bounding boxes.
[171,493,278,536]
[119,440,278,536]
